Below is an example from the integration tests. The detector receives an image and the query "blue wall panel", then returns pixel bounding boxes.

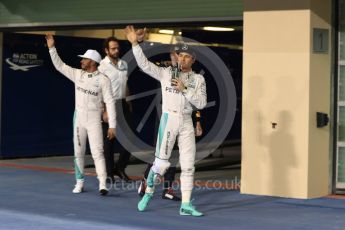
[1,33,241,158]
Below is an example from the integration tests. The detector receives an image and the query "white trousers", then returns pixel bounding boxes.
[153,112,196,192]
[73,111,107,185]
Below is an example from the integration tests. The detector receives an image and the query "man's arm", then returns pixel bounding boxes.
[125,25,163,81]
[102,76,116,130]
[45,34,78,82]
[183,76,207,110]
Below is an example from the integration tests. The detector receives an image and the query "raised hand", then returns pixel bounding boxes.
[124,25,139,45]
[45,34,55,48]
[136,27,147,43]
[170,51,178,66]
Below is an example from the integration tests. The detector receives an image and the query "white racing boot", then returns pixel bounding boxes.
[72,180,84,194]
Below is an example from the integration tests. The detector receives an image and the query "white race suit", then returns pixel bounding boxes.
[132,44,207,192]
[49,47,116,187]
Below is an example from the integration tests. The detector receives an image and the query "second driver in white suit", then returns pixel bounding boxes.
[125,26,207,216]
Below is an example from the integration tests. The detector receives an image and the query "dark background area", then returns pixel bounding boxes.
[0,32,242,158]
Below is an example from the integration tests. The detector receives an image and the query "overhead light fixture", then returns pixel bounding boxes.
[158,29,174,34]
[203,27,235,32]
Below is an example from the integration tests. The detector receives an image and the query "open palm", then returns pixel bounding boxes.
[125,25,138,44]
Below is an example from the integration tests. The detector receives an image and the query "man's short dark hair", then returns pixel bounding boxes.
[103,36,120,51]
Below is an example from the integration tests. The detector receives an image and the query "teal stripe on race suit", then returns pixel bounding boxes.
[73,111,84,180]
[155,113,169,158]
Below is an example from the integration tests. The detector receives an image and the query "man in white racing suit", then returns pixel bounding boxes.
[45,34,116,195]
[125,26,207,216]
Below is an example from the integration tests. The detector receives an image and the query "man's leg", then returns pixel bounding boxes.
[162,166,181,201]
[138,163,152,197]
[178,117,203,216]
[114,99,132,181]
[114,143,131,181]
[161,147,180,201]
[73,114,87,193]
[163,167,175,189]
[102,122,115,183]
[138,113,177,211]
[144,163,152,178]
[138,158,171,211]
[139,164,180,200]
[139,159,180,200]
[88,120,108,195]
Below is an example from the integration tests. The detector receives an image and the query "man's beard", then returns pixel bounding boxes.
[110,53,119,60]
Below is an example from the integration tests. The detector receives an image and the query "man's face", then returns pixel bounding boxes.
[177,52,195,71]
[80,58,93,71]
[105,41,120,60]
